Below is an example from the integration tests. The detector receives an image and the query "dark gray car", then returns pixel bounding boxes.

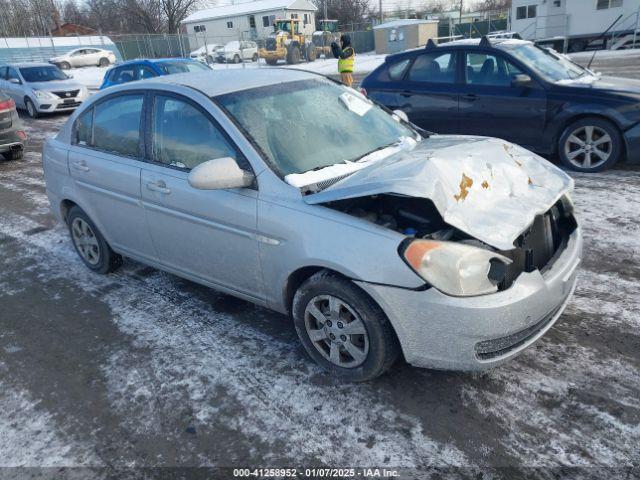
[0,92,26,160]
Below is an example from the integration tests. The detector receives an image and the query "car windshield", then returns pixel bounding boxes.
[216,78,416,176]
[19,66,68,82]
[156,61,209,74]
[499,43,586,81]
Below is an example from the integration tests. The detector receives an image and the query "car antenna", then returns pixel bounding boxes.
[479,36,491,48]
[425,38,437,49]
[587,14,623,70]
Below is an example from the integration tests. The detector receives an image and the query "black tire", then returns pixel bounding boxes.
[59,61,71,70]
[2,148,23,160]
[306,45,317,62]
[98,57,110,67]
[67,206,122,274]
[286,46,300,65]
[252,53,258,62]
[558,117,623,172]
[24,98,39,119]
[292,271,400,382]
[233,54,241,64]
[266,58,278,65]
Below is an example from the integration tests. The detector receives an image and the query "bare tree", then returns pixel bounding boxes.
[313,0,370,29]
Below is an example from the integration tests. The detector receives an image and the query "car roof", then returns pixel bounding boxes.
[385,37,532,62]
[114,57,197,67]
[2,62,57,68]
[137,68,320,97]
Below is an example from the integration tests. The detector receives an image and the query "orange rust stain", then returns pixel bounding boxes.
[454,173,474,202]
[481,180,489,189]
[503,143,522,166]
[528,177,533,185]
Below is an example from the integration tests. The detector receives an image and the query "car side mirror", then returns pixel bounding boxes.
[392,109,409,122]
[512,74,533,88]
[9,78,21,84]
[188,157,254,190]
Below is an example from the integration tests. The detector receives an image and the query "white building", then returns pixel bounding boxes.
[182,0,317,49]
[510,0,640,49]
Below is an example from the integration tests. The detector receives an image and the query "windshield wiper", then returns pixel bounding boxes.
[354,140,402,163]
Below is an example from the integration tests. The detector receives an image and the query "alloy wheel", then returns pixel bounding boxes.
[304,295,369,368]
[71,217,101,265]
[564,125,612,170]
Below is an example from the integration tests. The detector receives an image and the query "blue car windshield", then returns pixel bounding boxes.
[19,66,68,82]
[156,61,209,74]
[500,43,586,82]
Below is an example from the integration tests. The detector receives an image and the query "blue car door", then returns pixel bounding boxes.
[459,49,547,151]
[391,50,462,134]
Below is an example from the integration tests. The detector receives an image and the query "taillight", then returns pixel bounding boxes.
[359,88,367,97]
[0,98,15,112]
[16,130,27,140]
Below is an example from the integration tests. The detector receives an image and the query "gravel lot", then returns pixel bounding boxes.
[0,55,639,478]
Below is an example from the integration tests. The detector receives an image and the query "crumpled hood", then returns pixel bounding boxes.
[304,135,573,250]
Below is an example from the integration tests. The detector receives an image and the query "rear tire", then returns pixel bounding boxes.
[286,46,300,64]
[98,57,110,67]
[2,148,23,160]
[25,98,39,119]
[233,54,241,64]
[67,206,122,274]
[306,45,317,62]
[558,117,623,172]
[292,271,400,382]
[252,53,258,62]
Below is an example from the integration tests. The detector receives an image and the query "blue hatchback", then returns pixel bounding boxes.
[99,58,211,90]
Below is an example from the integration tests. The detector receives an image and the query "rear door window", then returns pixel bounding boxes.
[92,94,144,157]
[387,58,411,81]
[111,66,136,84]
[407,52,458,83]
[73,108,93,146]
[138,65,157,80]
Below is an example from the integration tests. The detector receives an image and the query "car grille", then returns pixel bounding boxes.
[475,302,565,360]
[266,37,277,51]
[56,101,81,109]
[500,199,577,289]
[52,90,80,99]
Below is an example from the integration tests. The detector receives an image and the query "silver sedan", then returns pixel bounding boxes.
[43,69,582,381]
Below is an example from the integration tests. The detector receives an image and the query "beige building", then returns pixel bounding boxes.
[373,19,439,54]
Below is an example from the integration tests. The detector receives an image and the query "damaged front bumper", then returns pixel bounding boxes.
[356,227,583,371]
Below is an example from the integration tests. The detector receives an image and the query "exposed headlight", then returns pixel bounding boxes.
[32,89,55,100]
[402,239,512,297]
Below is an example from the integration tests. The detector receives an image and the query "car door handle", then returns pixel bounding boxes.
[462,94,478,102]
[146,180,171,195]
[400,91,413,98]
[71,160,89,172]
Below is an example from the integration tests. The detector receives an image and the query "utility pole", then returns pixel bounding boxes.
[459,0,463,24]
[379,0,383,24]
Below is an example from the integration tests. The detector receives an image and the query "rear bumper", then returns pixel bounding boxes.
[0,141,23,153]
[0,130,25,152]
[356,227,583,371]
[623,122,640,164]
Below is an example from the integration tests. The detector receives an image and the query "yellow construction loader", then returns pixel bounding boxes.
[259,19,316,65]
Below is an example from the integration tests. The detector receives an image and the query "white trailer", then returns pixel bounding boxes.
[510,0,640,52]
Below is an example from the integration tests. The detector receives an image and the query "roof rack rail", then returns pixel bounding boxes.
[479,36,491,48]
[425,38,437,49]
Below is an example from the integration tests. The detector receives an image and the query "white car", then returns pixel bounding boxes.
[50,48,116,69]
[189,44,222,63]
[215,41,259,63]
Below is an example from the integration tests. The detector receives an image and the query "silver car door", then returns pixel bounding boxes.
[5,68,24,107]
[68,93,158,261]
[140,92,262,300]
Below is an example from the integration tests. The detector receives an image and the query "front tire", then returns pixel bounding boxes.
[286,46,300,64]
[292,271,400,382]
[558,117,623,172]
[252,53,258,62]
[25,98,39,119]
[67,206,122,274]
[233,54,241,64]
[59,61,71,70]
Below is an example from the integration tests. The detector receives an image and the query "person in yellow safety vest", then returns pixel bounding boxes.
[331,34,355,87]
